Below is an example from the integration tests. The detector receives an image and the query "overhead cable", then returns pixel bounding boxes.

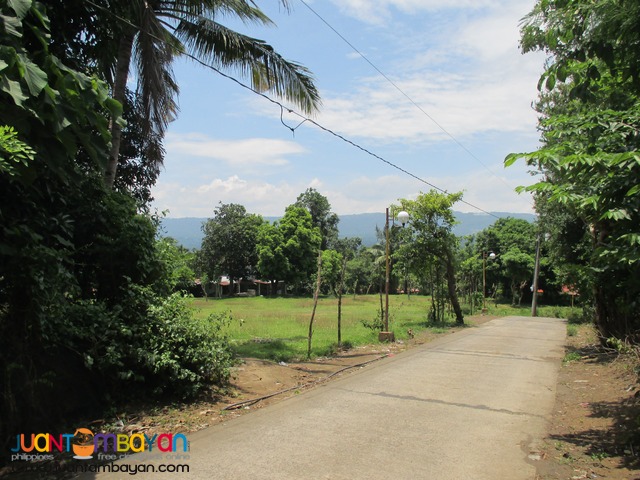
[83,0,502,218]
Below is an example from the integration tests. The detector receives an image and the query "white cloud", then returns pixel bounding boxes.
[164,133,306,168]
[315,63,541,143]
[255,2,545,145]
[153,168,535,218]
[153,176,329,217]
[329,0,496,25]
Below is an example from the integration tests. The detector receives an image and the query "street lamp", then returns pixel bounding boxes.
[482,251,496,314]
[381,208,410,342]
[531,233,550,317]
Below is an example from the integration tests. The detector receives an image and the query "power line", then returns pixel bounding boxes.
[297,0,527,199]
[83,0,501,218]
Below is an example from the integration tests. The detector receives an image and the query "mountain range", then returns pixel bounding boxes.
[159,211,536,250]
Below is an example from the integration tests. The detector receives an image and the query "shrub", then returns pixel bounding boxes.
[145,293,234,397]
[361,312,385,332]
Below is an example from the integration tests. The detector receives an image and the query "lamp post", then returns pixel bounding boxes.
[482,251,496,315]
[531,233,550,317]
[381,207,409,342]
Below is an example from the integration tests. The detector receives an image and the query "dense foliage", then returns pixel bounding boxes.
[200,203,264,292]
[0,0,233,453]
[398,191,465,324]
[508,0,640,342]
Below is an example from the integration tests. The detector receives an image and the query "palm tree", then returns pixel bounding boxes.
[103,0,321,188]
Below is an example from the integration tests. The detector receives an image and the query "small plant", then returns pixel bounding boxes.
[589,451,609,461]
[563,351,582,363]
[606,337,633,354]
[341,340,354,350]
[361,313,384,332]
[567,324,578,337]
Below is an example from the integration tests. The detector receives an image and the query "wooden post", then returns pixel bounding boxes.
[307,251,323,359]
[531,234,542,317]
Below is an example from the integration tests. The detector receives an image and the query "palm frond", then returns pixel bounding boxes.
[133,2,181,137]
[175,17,321,114]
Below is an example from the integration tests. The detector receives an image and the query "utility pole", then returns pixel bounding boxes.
[531,234,541,317]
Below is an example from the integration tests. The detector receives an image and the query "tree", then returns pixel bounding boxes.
[400,191,465,325]
[475,218,537,305]
[508,0,640,342]
[200,203,264,293]
[256,221,289,295]
[294,188,339,250]
[345,245,379,295]
[100,0,321,188]
[321,249,344,296]
[1,1,236,454]
[332,237,362,346]
[256,206,321,294]
[155,237,197,294]
[277,205,322,293]
[113,90,163,208]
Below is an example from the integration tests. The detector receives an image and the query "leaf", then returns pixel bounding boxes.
[600,209,631,221]
[625,185,640,197]
[0,77,28,106]
[17,53,47,96]
[557,65,568,82]
[504,152,522,167]
[545,73,556,91]
[0,13,23,37]
[8,0,31,20]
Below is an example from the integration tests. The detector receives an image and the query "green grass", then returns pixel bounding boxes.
[190,295,448,361]
[189,295,577,362]
[480,301,575,319]
[563,351,582,363]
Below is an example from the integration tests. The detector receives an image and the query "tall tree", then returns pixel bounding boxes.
[200,203,264,293]
[294,188,339,250]
[476,217,537,305]
[256,221,289,295]
[508,0,640,342]
[101,0,321,188]
[256,205,321,293]
[278,205,322,293]
[400,191,465,325]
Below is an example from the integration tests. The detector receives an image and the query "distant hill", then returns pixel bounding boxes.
[160,211,536,249]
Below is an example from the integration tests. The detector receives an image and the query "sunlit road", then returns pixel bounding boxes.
[87,316,566,480]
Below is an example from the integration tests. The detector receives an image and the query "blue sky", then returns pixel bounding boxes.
[151,0,546,218]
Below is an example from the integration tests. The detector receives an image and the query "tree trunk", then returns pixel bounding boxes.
[105,32,135,189]
[337,257,347,347]
[307,252,323,359]
[517,280,527,307]
[444,248,464,325]
[510,281,518,306]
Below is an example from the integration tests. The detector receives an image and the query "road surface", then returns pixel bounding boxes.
[85,316,566,479]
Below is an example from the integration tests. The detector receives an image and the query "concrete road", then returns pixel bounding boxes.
[86,316,566,480]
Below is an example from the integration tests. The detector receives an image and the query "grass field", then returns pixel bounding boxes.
[191,294,441,361]
[189,294,576,361]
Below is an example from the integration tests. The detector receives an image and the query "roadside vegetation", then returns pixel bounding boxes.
[190,296,577,362]
[2,0,639,469]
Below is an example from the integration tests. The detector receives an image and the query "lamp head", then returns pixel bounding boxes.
[397,210,410,227]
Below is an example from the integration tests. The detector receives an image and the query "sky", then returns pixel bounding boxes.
[151,0,547,218]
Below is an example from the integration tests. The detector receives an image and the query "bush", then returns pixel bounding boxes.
[67,286,235,400]
[145,293,234,397]
[0,181,235,454]
[361,311,385,332]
